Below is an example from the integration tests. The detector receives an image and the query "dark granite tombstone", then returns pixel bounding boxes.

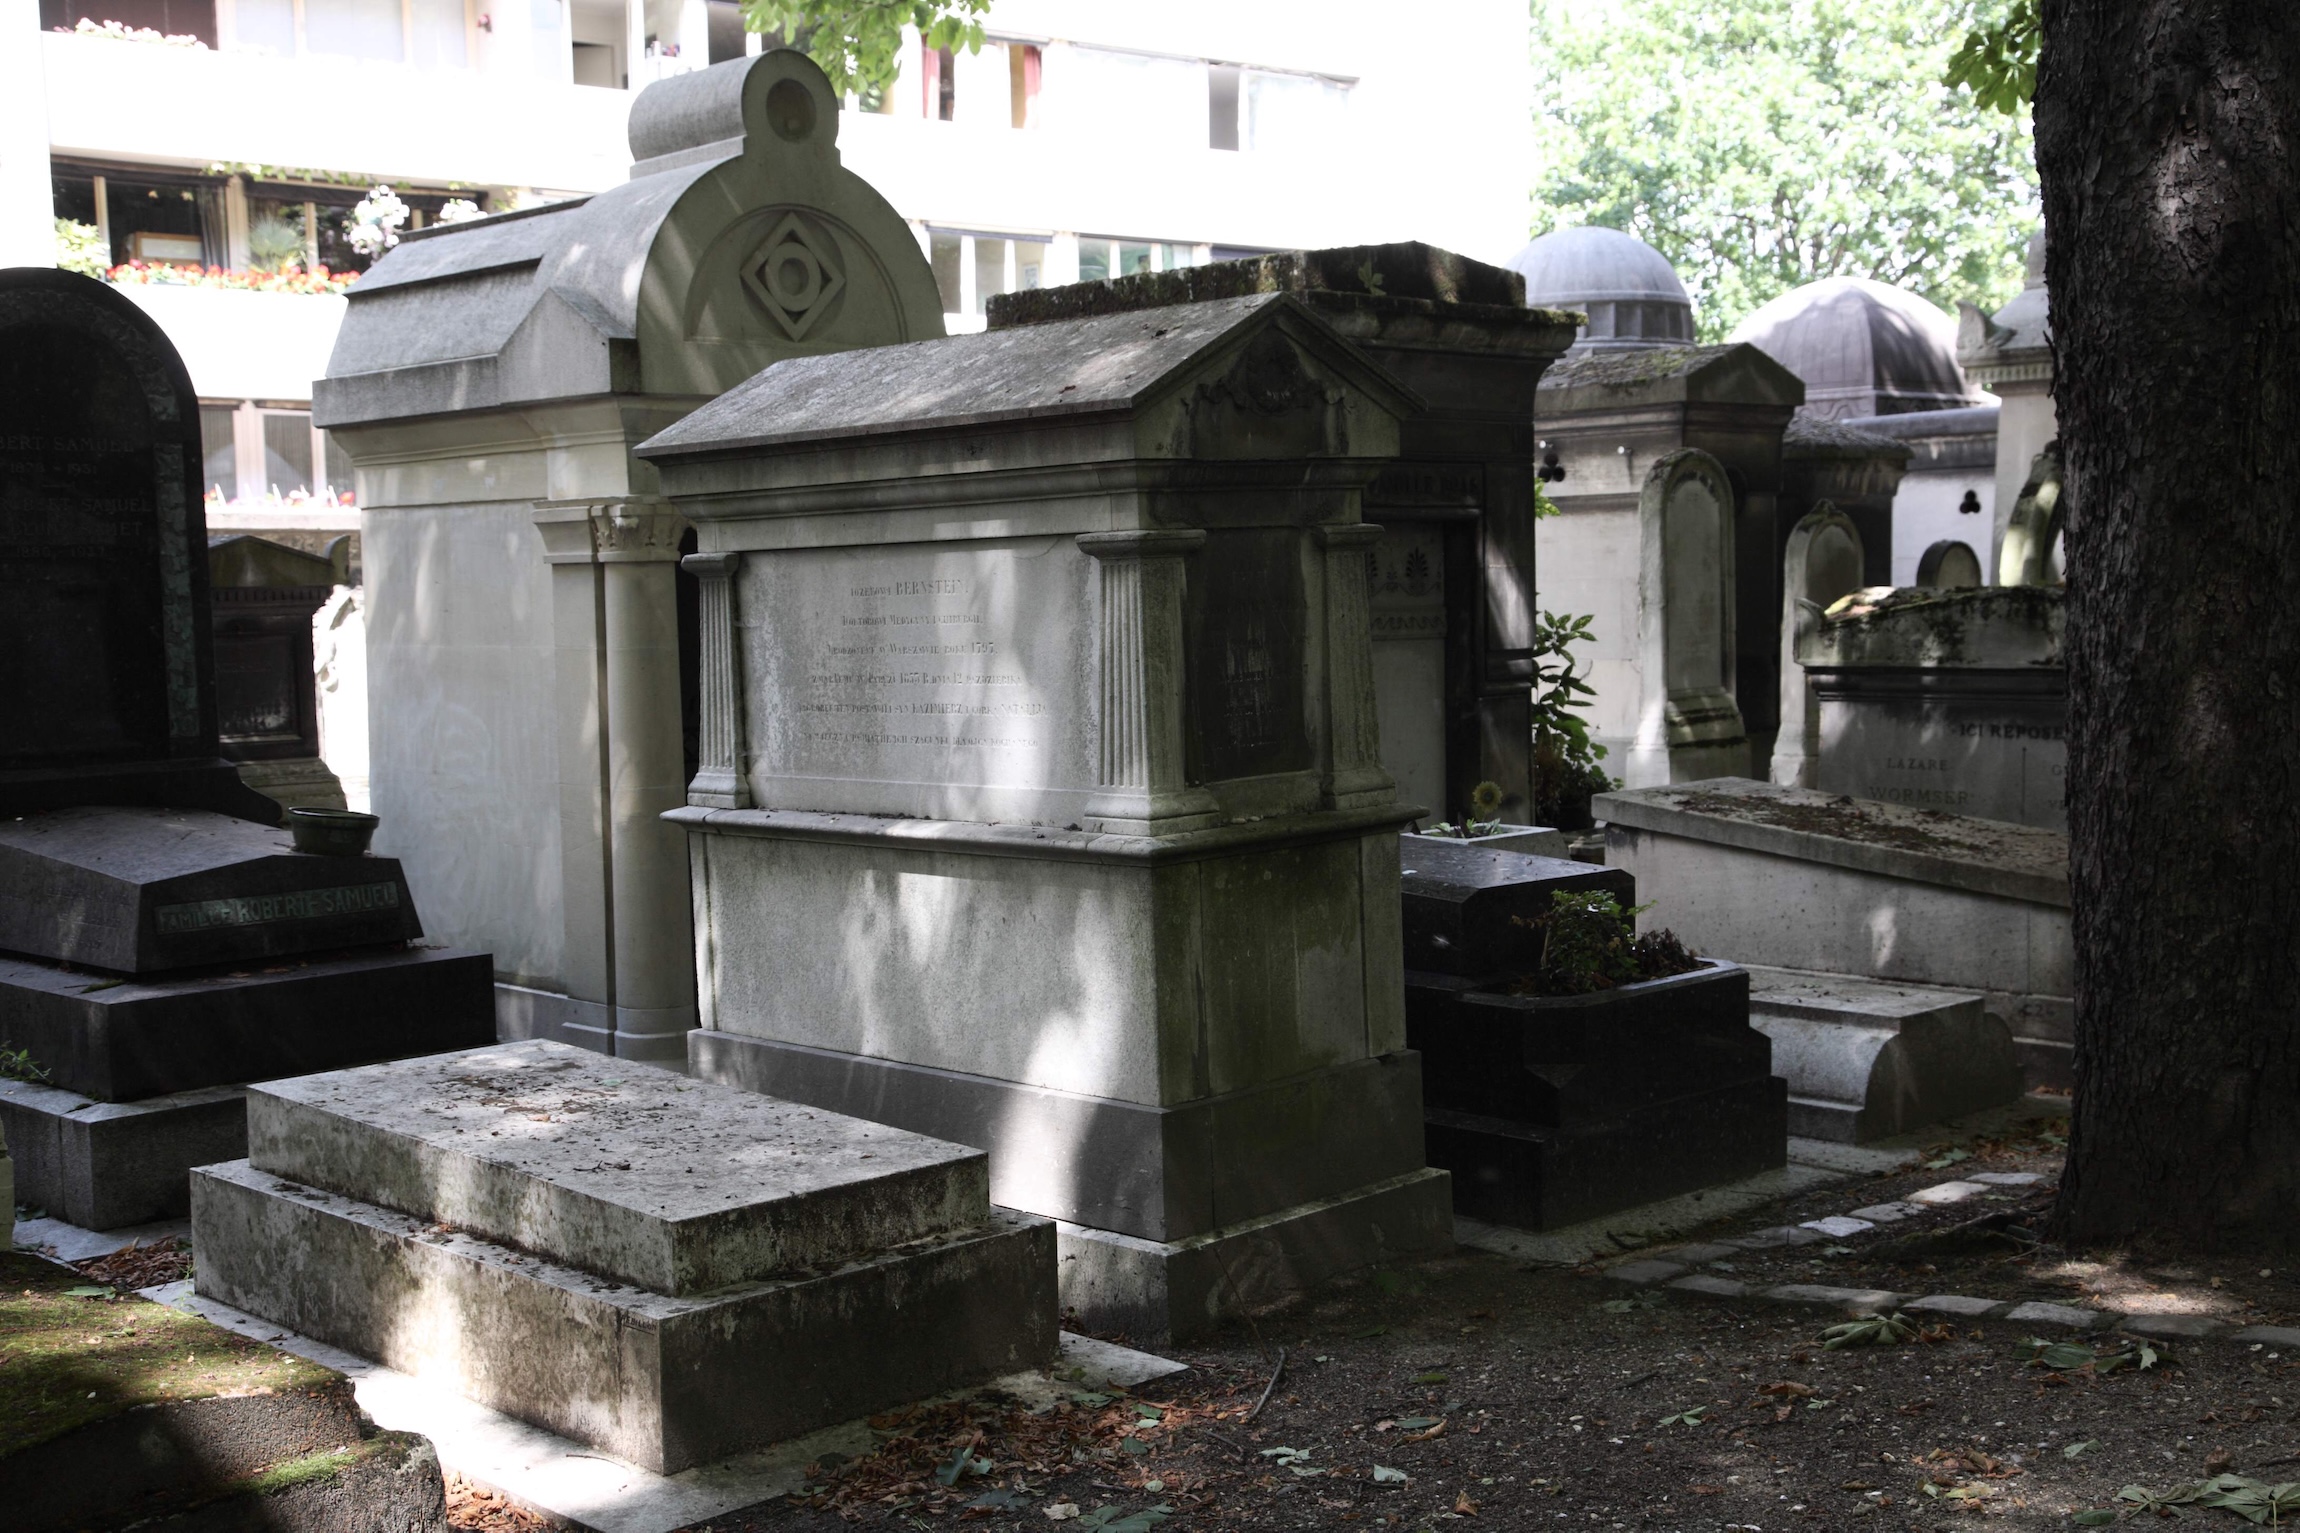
[0,269,275,824]
[207,536,334,764]
[1399,840,1787,1228]
[0,271,493,1229]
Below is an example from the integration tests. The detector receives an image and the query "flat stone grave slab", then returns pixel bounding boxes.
[0,805,420,972]
[247,1040,990,1295]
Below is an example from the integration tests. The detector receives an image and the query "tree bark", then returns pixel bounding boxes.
[2039,2,2300,1251]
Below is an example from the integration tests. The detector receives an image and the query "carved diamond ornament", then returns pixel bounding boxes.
[741,212,845,341]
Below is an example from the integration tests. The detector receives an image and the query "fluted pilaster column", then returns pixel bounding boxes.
[1077,529,1220,836]
[681,551,749,809]
[1316,522,1396,810]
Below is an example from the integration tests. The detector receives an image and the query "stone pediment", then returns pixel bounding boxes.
[1538,341,1805,413]
[316,50,943,429]
[636,292,1423,468]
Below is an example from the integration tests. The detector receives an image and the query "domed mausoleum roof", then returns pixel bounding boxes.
[1508,226,1696,351]
[1727,277,1981,420]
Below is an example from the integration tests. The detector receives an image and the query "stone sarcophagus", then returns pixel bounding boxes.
[639,293,1455,1340]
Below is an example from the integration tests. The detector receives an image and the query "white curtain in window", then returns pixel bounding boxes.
[230,0,294,53]
[1245,72,1346,154]
[1050,46,1205,146]
[304,0,404,60]
[410,0,468,69]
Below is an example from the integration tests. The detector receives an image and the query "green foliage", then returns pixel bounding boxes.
[1530,0,2038,338]
[1944,0,2038,114]
[1529,610,1610,827]
[54,219,108,277]
[1518,890,1700,996]
[0,1043,49,1084]
[2116,1474,2300,1523]
[1821,1311,1920,1348]
[739,0,988,100]
[246,213,307,273]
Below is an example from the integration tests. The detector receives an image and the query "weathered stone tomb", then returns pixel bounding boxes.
[639,292,1455,1339]
[194,1040,1055,1474]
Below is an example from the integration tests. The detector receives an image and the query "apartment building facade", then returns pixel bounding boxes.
[3,0,1532,509]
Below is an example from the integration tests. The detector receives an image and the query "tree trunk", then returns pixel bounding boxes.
[2040,3,2300,1251]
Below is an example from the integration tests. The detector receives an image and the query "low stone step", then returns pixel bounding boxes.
[1745,965,2023,1143]
[191,1159,1057,1476]
[247,1040,991,1297]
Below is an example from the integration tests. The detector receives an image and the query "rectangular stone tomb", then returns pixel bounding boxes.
[1596,777,2071,1087]
[192,1040,1057,1473]
[1407,961,1787,1229]
[1399,836,1636,977]
[0,805,420,972]
[640,289,1458,1340]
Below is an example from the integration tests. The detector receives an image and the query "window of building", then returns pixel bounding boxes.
[926,229,1053,317]
[1244,69,1349,153]
[39,0,216,46]
[200,406,238,501]
[924,44,956,120]
[1077,239,1199,284]
[1007,42,1041,127]
[199,402,357,506]
[1208,63,1240,150]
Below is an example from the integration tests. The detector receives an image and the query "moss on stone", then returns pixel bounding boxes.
[0,1250,340,1458]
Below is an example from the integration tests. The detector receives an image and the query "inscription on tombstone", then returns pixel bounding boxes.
[738,537,1093,814]
[1186,529,1310,782]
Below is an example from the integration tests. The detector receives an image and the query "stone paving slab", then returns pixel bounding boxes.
[2003,1300,2112,1331]
[1730,1225,1827,1249]
[1605,1259,1688,1286]
[148,1280,1181,1533]
[1799,1215,1875,1238]
[1848,1202,1919,1222]
[2231,1326,2300,1350]
[249,1040,988,1295]
[1904,1294,2010,1319]
[2118,1313,2229,1341]
[1667,1274,1752,1299]
[1906,1180,1991,1206]
[1761,1283,1914,1314]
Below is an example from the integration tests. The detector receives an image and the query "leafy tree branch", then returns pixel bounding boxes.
[738,0,987,100]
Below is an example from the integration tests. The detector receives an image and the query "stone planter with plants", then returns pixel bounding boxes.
[1401,845,1786,1230]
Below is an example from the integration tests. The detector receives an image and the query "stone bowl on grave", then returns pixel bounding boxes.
[286,807,380,857]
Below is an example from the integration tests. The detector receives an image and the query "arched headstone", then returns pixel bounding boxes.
[1769,503,1866,787]
[0,268,273,821]
[1916,539,1984,589]
[1997,440,2065,588]
[1626,448,1750,786]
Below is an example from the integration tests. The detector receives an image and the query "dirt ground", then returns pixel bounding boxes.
[664,1122,2300,1533]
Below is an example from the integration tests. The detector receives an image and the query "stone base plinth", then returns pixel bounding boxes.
[191,1160,1058,1476]
[1054,1167,1454,1343]
[1747,965,2024,1142]
[1424,1078,1787,1232]
[0,946,497,1102]
[0,1078,246,1229]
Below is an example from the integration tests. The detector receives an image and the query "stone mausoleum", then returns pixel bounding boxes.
[639,291,1456,1339]
[316,50,945,1063]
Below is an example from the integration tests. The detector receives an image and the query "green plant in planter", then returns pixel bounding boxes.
[1530,610,1612,830]
[1423,780,1510,839]
[1513,890,1700,997]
